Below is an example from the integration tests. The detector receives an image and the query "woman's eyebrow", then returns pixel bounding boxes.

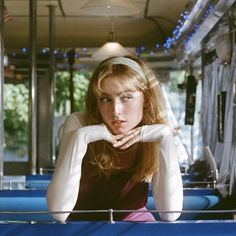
[99,92,110,96]
[100,90,133,96]
[118,89,135,95]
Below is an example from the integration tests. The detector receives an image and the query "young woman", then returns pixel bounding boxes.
[46,56,183,222]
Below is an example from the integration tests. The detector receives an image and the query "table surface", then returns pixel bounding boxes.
[0,220,236,236]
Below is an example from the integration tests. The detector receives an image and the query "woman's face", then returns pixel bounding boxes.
[97,76,144,134]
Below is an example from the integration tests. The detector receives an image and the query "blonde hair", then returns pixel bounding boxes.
[85,55,168,181]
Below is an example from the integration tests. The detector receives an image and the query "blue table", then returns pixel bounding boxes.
[0,190,53,221]
[146,195,221,220]
[0,188,222,222]
[0,221,235,236]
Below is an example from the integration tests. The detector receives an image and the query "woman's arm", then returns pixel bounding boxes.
[46,113,85,222]
[46,113,114,222]
[141,125,183,221]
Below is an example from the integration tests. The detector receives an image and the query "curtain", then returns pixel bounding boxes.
[218,45,236,195]
[201,45,236,196]
[201,54,219,152]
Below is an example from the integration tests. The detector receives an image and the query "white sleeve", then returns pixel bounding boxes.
[46,113,114,222]
[46,113,86,222]
[141,125,183,221]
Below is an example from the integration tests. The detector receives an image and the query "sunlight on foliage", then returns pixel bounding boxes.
[55,71,90,116]
[3,71,90,159]
[4,84,29,151]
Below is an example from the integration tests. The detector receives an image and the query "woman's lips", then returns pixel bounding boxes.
[111,120,125,128]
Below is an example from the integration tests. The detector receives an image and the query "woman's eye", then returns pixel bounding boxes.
[99,97,110,103]
[121,95,133,102]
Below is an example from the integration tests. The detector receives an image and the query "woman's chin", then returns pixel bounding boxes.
[108,124,134,135]
[111,128,127,135]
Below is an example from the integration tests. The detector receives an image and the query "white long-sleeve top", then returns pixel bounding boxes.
[46,112,183,222]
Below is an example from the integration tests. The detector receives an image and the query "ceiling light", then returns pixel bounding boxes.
[92,29,130,59]
[92,41,130,59]
[79,0,140,17]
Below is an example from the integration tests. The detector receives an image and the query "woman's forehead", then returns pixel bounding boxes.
[100,75,138,90]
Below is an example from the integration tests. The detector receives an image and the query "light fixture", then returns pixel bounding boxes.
[79,0,140,17]
[92,27,130,59]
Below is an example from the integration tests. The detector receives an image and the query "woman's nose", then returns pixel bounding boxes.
[112,100,122,115]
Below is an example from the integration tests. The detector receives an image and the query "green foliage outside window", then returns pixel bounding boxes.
[4,83,29,157]
[4,70,90,160]
[55,71,90,116]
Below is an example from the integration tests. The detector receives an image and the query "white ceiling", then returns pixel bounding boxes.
[4,0,190,49]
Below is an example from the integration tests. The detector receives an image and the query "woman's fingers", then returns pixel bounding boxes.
[113,133,125,141]
[113,127,141,149]
[113,128,138,141]
[117,135,140,149]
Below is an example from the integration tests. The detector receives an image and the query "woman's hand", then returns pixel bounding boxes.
[112,127,141,149]
[79,124,117,144]
[112,124,172,150]
[79,124,143,148]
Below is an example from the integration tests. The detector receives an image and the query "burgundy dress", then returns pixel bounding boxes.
[69,150,151,221]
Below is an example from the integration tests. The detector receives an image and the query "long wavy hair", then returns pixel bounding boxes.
[84,55,168,182]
